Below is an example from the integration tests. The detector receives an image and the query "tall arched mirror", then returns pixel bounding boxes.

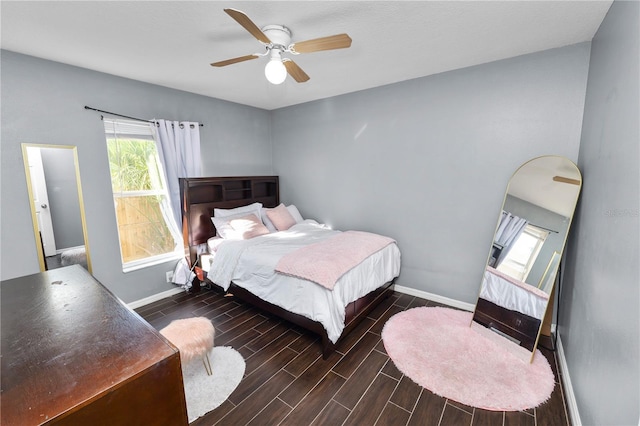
[22,143,92,274]
[471,155,581,362]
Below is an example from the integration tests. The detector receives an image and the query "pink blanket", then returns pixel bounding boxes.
[275,231,396,290]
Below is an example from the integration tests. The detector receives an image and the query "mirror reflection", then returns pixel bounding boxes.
[22,144,92,273]
[472,156,581,360]
[489,156,581,290]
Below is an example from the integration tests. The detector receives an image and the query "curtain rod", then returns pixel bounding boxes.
[530,222,559,234]
[84,106,204,127]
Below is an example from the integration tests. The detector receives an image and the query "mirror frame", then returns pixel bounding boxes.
[472,155,582,362]
[22,143,92,273]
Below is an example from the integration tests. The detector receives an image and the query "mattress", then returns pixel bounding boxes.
[479,266,549,320]
[205,221,401,343]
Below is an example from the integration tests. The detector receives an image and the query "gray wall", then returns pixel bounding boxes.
[272,43,591,304]
[1,50,272,302]
[562,1,640,425]
[1,9,637,423]
[40,147,84,249]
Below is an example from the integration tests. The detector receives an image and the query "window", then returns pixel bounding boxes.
[497,224,549,281]
[103,119,181,271]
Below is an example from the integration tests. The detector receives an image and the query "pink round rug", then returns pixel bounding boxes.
[381,306,555,411]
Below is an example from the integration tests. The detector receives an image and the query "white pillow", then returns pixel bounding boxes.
[211,211,261,239]
[287,205,304,223]
[214,202,263,221]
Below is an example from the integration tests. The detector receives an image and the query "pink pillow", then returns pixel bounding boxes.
[265,203,297,231]
[229,214,270,239]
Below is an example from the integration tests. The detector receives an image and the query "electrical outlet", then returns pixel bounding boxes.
[166,271,174,283]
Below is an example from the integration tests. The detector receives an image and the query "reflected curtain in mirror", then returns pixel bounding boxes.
[490,211,528,267]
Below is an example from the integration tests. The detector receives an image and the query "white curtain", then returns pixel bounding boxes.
[152,119,202,234]
[494,210,528,266]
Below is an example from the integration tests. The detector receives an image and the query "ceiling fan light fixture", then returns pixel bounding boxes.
[265,58,287,85]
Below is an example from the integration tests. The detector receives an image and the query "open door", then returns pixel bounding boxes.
[26,146,57,257]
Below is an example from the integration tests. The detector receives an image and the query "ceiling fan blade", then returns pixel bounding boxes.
[290,33,352,54]
[553,176,581,185]
[283,59,310,83]
[210,54,259,67]
[224,8,271,44]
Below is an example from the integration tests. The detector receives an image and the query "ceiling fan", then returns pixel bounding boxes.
[211,8,352,85]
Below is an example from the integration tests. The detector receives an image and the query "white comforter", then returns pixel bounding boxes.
[207,221,401,343]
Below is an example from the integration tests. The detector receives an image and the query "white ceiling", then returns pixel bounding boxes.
[1,1,612,110]
[508,156,582,218]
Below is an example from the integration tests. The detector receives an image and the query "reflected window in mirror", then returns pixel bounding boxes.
[497,224,549,282]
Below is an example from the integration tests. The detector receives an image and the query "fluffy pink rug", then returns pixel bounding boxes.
[381,307,555,411]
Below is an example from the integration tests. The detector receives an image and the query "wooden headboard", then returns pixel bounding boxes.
[179,176,279,266]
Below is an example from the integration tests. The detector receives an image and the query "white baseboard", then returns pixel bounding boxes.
[393,284,476,312]
[557,336,581,426]
[128,287,185,310]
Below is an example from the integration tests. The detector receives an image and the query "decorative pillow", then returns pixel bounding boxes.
[214,202,263,221]
[229,214,270,239]
[262,204,305,232]
[265,203,297,231]
[210,216,233,239]
[211,211,258,239]
[261,208,278,233]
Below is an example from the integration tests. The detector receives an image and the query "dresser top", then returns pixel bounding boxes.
[1,265,178,424]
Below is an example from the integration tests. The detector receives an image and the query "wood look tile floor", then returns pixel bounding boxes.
[136,286,570,426]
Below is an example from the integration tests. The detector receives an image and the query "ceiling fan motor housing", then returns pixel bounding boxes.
[262,25,292,50]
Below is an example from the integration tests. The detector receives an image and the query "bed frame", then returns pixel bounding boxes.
[472,298,541,352]
[179,176,395,359]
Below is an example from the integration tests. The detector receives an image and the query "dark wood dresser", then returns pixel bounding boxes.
[1,265,188,425]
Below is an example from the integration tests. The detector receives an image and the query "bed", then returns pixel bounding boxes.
[472,266,549,351]
[179,176,401,358]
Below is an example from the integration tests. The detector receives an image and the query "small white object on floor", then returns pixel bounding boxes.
[182,346,245,422]
[60,247,87,267]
